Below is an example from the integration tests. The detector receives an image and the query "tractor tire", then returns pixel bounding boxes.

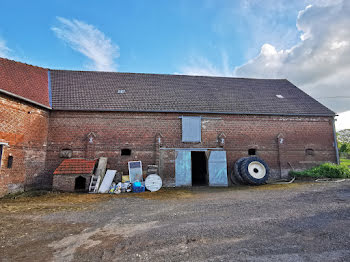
[240,156,270,185]
[232,157,249,184]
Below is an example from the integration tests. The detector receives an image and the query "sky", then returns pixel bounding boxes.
[0,0,349,130]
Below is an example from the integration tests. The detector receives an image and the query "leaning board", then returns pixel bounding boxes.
[98,170,116,193]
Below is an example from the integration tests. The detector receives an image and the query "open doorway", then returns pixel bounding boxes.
[74,176,87,192]
[191,151,208,186]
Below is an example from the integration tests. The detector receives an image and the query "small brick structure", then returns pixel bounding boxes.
[52,159,97,192]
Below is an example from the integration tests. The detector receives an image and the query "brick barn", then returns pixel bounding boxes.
[0,58,338,196]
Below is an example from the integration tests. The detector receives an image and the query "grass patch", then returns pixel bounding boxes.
[1,190,50,200]
[0,191,114,214]
[340,158,350,167]
[291,163,350,179]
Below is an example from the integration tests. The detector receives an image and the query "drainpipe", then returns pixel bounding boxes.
[332,117,340,165]
[155,133,163,175]
[276,133,284,179]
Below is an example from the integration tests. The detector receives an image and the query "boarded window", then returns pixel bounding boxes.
[60,149,73,158]
[182,116,201,142]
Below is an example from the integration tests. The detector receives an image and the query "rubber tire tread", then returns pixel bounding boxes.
[240,156,270,185]
[232,157,249,184]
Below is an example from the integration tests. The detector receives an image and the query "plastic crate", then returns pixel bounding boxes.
[132,185,145,193]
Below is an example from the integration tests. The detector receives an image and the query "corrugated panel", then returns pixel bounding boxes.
[175,150,191,186]
[182,116,201,142]
[208,151,228,186]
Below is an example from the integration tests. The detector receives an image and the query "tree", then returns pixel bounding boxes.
[337,129,350,144]
[339,143,350,153]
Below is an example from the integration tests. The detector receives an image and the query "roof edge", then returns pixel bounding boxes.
[50,68,287,81]
[0,89,52,110]
[0,57,48,70]
[51,108,335,117]
[284,79,336,115]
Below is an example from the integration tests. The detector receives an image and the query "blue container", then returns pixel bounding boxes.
[132,184,145,193]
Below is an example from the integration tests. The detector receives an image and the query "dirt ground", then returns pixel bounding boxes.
[1,181,350,262]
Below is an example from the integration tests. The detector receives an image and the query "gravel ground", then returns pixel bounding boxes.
[1,181,350,262]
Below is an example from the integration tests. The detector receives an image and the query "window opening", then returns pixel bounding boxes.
[121,149,131,156]
[0,145,3,167]
[305,148,314,156]
[248,148,256,155]
[7,155,13,168]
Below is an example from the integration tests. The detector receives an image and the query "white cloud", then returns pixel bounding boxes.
[52,17,119,71]
[180,0,350,118]
[336,111,350,131]
[0,38,11,58]
[306,0,343,7]
[179,52,233,77]
[234,0,350,113]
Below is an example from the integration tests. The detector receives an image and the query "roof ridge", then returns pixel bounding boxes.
[1,57,287,81]
[50,68,287,81]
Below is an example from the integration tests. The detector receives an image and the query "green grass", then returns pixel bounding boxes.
[291,162,350,179]
[340,158,350,167]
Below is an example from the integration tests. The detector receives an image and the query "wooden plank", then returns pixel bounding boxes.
[98,170,116,193]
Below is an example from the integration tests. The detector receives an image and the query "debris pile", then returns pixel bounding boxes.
[89,158,161,194]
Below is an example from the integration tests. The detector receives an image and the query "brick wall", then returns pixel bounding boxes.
[0,93,49,196]
[46,111,337,186]
[53,174,90,192]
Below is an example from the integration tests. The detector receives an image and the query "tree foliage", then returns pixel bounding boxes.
[339,143,350,153]
[337,129,350,144]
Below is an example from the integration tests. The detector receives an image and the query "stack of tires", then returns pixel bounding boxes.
[231,156,270,185]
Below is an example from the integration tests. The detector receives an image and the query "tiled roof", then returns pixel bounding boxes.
[53,159,97,175]
[50,70,335,116]
[0,58,335,116]
[0,58,50,108]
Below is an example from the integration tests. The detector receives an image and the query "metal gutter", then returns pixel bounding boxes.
[0,89,51,110]
[51,108,335,117]
[179,116,222,120]
[332,117,340,164]
[48,70,52,107]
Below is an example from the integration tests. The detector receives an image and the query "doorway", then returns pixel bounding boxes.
[74,176,87,192]
[191,151,208,185]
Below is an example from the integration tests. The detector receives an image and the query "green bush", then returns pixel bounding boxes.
[339,143,350,153]
[290,163,350,179]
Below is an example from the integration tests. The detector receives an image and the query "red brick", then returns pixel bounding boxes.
[0,93,49,196]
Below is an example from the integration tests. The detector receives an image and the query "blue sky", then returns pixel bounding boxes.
[1,0,350,129]
[0,0,304,72]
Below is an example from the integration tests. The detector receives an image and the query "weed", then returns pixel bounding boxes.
[290,163,350,179]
